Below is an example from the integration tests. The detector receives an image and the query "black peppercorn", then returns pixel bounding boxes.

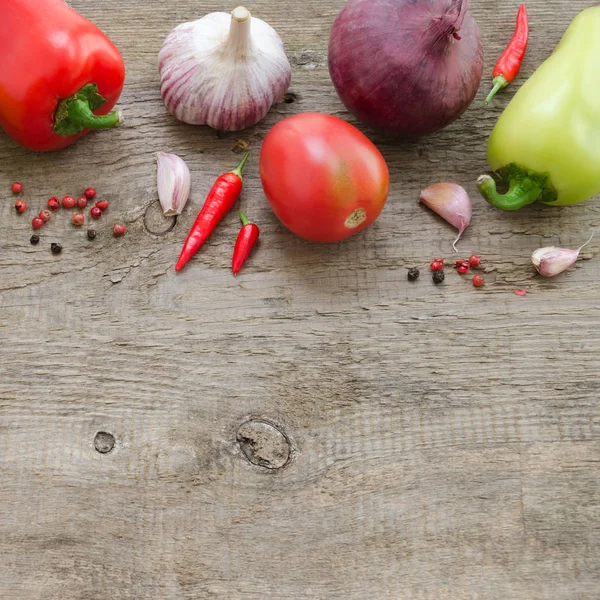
[50,243,62,255]
[433,270,445,285]
[407,268,420,282]
[30,235,40,245]
[87,229,97,240]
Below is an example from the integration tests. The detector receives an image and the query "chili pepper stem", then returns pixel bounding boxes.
[231,152,250,179]
[485,75,509,105]
[239,211,253,226]
[477,175,541,211]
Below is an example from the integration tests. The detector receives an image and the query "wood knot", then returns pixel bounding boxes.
[281,93,297,104]
[94,432,115,454]
[144,202,177,236]
[236,420,291,470]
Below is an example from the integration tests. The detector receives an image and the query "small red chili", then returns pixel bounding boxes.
[430,258,444,272]
[112,224,126,237]
[175,152,249,272]
[32,217,44,229]
[15,199,27,213]
[84,187,97,200]
[72,212,85,226]
[47,196,60,211]
[456,260,470,274]
[473,275,485,288]
[90,206,102,219]
[11,182,23,194]
[77,196,88,209]
[232,212,260,275]
[39,209,52,222]
[486,5,529,105]
[469,255,481,268]
[62,195,76,209]
[95,199,109,211]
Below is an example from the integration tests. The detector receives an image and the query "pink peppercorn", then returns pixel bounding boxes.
[430,259,444,272]
[456,260,470,274]
[469,255,481,268]
[473,275,485,288]
[39,209,52,222]
[12,182,23,194]
[72,212,85,227]
[77,196,88,209]
[90,206,102,219]
[32,217,44,229]
[84,187,97,200]
[112,224,126,238]
[47,197,60,211]
[15,199,27,213]
[62,195,76,209]
[95,199,109,211]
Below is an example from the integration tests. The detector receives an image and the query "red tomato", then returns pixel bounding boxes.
[260,113,389,243]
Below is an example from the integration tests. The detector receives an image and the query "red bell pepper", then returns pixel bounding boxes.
[0,0,125,152]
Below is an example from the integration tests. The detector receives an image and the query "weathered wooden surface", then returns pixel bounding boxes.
[1,0,599,598]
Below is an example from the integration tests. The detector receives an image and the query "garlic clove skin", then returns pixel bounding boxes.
[159,7,292,132]
[157,152,191,216]
[419,183,472,252]
[532,247,580,277]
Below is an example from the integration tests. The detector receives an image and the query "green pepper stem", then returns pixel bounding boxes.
[64,99,123,130]
[477,174,542,211]
[231,152,250,180]
[239,211,252,226]
[485,75,509,105]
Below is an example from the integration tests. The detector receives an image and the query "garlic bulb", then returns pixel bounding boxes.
[159,6,292,132]
[156,153,191,216]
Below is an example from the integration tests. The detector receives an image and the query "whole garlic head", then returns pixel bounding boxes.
[159,6,292,132]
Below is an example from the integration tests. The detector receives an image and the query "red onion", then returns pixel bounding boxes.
[329,0,484,137]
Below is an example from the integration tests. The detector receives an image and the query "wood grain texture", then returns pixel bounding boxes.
[1,1,599,598]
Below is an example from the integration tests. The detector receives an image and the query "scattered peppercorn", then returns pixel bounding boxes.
[47,196,60,211]
[32,217,44,229]
[11,182,23,194]
[95,199,109,211]
[77,196,88,209]
[473,274,485,288]
[433,270,445,285]
[30,234,40,245]
[15,199,27,213]
[72,212,85,227]
[50,243,63,255]
[430,258,444,272]
[407,267,420,282]
[112,223,126,238]
[456,260,470,274]
[39,209,52,222]
[62,195,76,209]
[514,289,527,297]
[87,229,97,240]
[90,206,102,219]
[84,187,97,200]
[469,255,481,268]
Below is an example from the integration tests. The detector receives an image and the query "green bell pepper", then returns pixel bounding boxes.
[478,7,600,211]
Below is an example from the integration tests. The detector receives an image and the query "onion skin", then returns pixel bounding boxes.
[329,0,484,137]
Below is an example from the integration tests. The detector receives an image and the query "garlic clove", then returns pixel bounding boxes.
[157,152,191,216]
[531,247,579,277]
[419,182,472,252]
[531,232,594,277]
[158,7,292,132]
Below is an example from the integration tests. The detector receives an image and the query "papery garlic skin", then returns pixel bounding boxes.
[532,247,580,277]
[159,7,292,132]
[419,183,472,252]
[157,153,191,216]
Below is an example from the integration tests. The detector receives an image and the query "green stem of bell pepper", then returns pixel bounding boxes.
[477,174,542,211]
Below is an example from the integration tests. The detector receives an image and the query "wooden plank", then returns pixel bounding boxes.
[1,0,599,598]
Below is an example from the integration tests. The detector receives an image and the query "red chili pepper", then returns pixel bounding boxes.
[175,153,250,273]
[0,0,125,151]
[232,212,260,276]
[485,5,529,105]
